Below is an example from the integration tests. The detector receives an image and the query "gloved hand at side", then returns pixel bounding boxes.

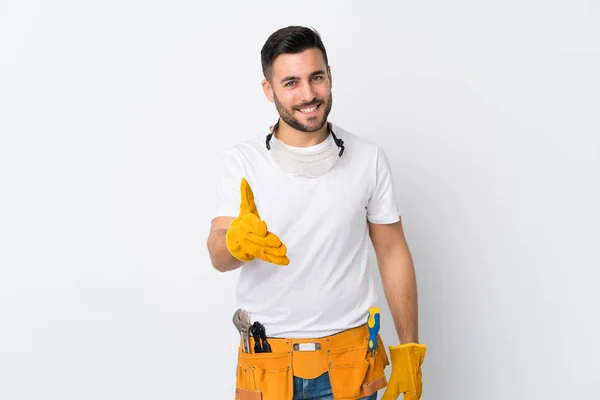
[226,178,289,266]
[381,343,427,400]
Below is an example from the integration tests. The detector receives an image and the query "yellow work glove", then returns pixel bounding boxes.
[225,178,289,266]
[381,343,427,400]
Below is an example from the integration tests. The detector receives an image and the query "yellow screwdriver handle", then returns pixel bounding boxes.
[367,306,380,355]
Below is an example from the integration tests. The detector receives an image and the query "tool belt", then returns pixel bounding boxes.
[235,323,389,400]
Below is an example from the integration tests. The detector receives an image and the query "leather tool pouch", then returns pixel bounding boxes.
[328,334,389,399]
[235,350,293,400]
[234,325,389,400]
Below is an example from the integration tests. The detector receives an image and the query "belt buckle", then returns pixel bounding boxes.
[293,342,321,351]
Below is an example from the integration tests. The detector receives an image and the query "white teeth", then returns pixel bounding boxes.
[299,105,318,113]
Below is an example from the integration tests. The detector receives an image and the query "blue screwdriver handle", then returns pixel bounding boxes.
[367,307,380,356]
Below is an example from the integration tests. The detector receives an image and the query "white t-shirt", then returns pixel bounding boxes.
[211,123,400,338]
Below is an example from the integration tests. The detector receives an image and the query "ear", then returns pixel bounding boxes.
[262,79,275,102]
[327,66,333,89]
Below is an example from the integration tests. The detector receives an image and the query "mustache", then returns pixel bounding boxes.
[294,100,322,108]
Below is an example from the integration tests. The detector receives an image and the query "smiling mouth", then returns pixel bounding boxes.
[296,103,321,113]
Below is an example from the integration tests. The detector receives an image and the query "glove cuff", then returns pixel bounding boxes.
[389,343,427,351]
[225,226,254,262]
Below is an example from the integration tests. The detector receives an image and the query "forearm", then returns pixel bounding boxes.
[379,251,419,344]
[207,229,244,272]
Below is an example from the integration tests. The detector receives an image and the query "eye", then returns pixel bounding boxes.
[284,81,297,87]
[312,76,324,81]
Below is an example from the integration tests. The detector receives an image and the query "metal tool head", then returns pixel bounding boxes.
[233,309,251,331]
[232,308,252,353]
[250,321,271,353]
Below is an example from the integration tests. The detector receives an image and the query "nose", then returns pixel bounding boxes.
[299,80,316,102]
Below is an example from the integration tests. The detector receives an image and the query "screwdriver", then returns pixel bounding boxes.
[367,306,380,358]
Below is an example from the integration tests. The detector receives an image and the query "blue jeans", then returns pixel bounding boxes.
[293,372,378,400]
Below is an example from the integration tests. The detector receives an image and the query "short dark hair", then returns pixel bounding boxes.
[261,26,329,82]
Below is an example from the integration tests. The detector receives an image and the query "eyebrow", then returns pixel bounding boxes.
[280,70,326,84]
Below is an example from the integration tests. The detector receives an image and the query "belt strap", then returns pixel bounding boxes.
[246,324,369,379]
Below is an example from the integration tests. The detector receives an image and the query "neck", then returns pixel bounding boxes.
[273,119,329,147]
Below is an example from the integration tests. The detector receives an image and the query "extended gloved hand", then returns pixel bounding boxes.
[226,178,289,266]
[381,343,427,400]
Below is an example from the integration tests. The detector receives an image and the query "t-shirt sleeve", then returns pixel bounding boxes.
[366,145,401,224]
[211,149,244,219]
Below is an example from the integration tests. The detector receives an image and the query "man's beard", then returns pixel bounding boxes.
[273,92,333,133]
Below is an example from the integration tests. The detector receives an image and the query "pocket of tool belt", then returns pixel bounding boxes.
[235,349,292,400]
[328,335,389,399]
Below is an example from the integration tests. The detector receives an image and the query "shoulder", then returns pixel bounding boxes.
[330,123,386,160]
[218,132,266,163]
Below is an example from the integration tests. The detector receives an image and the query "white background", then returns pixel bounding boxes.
[1,0,599,399]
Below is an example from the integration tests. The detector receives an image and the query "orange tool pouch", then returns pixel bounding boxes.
[235,323,389,400]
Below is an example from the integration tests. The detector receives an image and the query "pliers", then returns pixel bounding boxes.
[250,321,272,353]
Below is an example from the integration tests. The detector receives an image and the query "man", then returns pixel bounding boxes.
[207,26,426,400]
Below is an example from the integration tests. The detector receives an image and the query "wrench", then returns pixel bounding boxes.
[232,308,252,353]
